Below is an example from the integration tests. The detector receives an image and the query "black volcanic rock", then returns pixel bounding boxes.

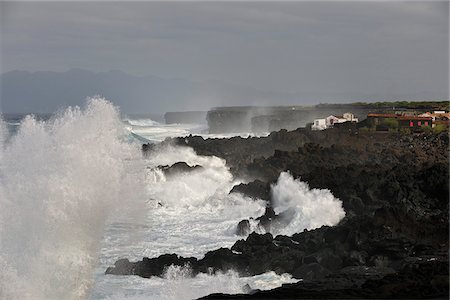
[152,129,449,181]
[254,207,277,232]
[114,129,449,299]
[159,161,203,177]
[105,258,134,276]
[229,180,271,202]
[105,254,197,278]
[201,259,449,299]
[196,248,249,275]
[236,220,251,236]
[291,262,331,280]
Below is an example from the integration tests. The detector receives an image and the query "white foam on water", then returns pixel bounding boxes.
[126,118,269,143]
[93,266,298,300]
[0,119,7,163]
[0,97,147,299]
[89,144,300,299]
[90,143,270,299]
[124,118,160,127]
[142,144,267,256]
[0,100,335,300]
[270,172,346,236]
[130,124,203,143]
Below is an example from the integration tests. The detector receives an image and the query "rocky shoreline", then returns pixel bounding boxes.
[107,128,449,299]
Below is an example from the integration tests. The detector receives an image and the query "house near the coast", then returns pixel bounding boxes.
[398,116,433,129]
[311,118,327,130]
[366,113,399,125]
[342,112,358,122]
[418,111,450,121]
[366,110,449,131]
[418,111,450,128]
[311,112,359,130]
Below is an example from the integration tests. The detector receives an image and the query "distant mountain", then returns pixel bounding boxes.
[0,69,444,114]
[0,69,298,114]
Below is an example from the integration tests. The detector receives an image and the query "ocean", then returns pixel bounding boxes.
[0,97,344,299]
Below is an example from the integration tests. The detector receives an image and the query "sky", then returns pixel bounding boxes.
[0,1,449,112]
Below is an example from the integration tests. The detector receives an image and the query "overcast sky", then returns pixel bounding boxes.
[1,1,448,107]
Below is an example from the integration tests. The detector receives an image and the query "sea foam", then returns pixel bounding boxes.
[270,172,345,236]
[1,99,343,300]
[0,97,146,299]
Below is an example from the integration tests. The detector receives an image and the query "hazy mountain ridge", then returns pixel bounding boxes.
[0,69,294,114]
[0,69,442,114]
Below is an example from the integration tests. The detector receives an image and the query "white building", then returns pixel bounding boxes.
[326,115,346,126]
[343,112,358,122]
[311,118,327,130]
[312,112,358,130]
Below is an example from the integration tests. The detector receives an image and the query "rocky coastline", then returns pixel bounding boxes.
[107,127,449,299]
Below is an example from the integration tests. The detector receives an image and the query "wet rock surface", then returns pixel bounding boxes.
[108,129,449,299]
[105,254,197,278]
[158,161,203,177]
[201,259,448,299]
[229,180,271,202]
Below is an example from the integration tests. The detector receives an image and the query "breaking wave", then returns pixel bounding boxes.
[0,99,344,300]
[0,97,146,299]
[97,265,298,300]
[124,118,160,127]
[270,172,345,236]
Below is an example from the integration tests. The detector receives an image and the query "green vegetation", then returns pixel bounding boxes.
[383,118,399,130]
[317,101,449,111]
[433,124,448,134]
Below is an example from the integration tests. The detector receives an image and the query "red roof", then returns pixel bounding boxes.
[367,113,399,118]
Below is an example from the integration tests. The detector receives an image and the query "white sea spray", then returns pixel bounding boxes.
[270,172,345,236]
[97,265,297,300]
[0,97,146,299]
[1,100,341,300]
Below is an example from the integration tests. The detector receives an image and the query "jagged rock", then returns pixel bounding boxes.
[245,232,273,246]
[105,254,198,278]
[196,248,248,274]
[236,219,251,236]
[159,161,203,177]
[292,263,331,280]
[201,259,449,299]
[229,180,271,201]
[119,129,448,299]
[241,284,253,294]
[105,258,134,275]
[255,207,277,232]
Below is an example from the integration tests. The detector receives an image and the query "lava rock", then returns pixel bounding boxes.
[236,219,251,236]
[229,180,271,201]
[159,161,203,177]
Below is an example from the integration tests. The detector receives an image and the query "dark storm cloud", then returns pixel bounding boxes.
[0,1,448,112]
